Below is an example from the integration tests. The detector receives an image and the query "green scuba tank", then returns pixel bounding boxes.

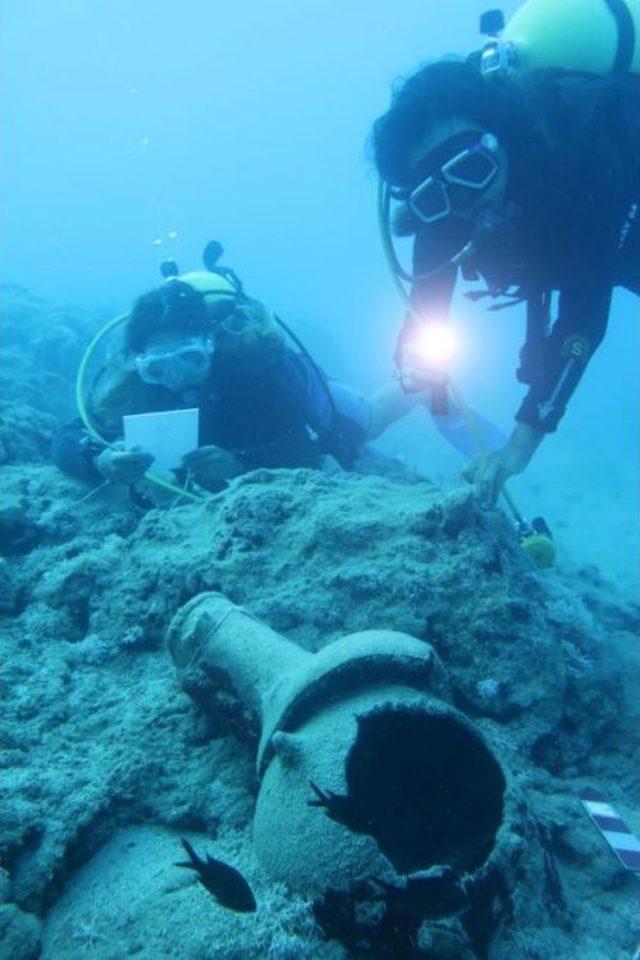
[480,0,640,76]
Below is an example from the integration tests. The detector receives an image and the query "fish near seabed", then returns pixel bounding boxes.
[175,838,257,913]
[307,780,375,835]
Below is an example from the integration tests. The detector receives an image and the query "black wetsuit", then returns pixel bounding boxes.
[409,71,640,433]
[53,348,367,482]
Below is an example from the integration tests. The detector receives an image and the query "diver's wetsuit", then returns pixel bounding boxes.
[53,349,370,482]
[408,71,640,433]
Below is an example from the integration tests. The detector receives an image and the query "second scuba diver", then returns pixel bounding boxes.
[54,249,442,493]
[373,5,640,507]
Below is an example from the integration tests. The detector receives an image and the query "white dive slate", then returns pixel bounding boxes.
[123,408,199,473]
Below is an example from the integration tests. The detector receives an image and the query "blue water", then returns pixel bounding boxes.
[1,0,521,373]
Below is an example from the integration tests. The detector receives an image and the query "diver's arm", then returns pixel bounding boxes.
[461,284,611,508]
[463,421,545,509]
[366,378,509,459]
[515,284,612,432]
[409,266,458,319]
[53,421,156,484]
[319,361,441,446]
[54,356,143,481]
[430,398,507,459]
[367,381,420,440]
[51,420,105,481]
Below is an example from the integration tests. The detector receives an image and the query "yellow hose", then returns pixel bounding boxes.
[75,312,129,442]
[75,313,206,504]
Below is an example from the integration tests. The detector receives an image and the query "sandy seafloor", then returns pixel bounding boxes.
[1,284,639,960]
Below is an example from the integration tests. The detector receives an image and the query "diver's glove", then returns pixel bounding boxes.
[95,442,155,484]
[181,445,244,489]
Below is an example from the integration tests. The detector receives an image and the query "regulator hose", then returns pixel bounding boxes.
[75,313,206,503]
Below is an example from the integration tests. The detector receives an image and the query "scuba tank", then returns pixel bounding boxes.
[480,0,640,77]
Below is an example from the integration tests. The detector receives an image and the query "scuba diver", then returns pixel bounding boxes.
[53,245,432,493]
[373,0,640,507]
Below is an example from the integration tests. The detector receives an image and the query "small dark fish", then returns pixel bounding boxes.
[307,780,374,835]
[175,838,256,913]
[369,865,469,919]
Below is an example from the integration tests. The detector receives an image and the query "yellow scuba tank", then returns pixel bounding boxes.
[480,0,640,77]
[177,269,236,301]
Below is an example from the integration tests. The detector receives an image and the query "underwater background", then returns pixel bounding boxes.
[1,1,639,958]
[2,0,638,591]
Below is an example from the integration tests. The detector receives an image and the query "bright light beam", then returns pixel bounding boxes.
[413,323,458,367]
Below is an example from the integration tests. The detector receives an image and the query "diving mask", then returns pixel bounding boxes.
[135,337,214,388]
[379,131,503,284]
[393,131,501,228]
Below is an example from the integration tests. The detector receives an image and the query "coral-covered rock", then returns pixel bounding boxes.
[0,287,637,959]
[0,903,42,960]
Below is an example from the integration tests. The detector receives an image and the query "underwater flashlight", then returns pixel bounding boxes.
[399,321,459,401]
[412,322,458,368]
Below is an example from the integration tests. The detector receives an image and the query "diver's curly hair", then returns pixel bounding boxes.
[124,283,212,353]
[371,59,540,190]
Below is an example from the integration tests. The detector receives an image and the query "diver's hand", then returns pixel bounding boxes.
[463,423,544,508]
[182,445,244,487]
[94,443,155,484]
[397,332,449,394]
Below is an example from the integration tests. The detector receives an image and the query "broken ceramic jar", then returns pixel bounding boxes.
[166,591,543,953]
